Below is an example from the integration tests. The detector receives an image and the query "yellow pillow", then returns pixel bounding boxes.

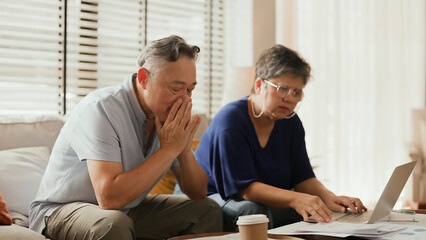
[148,170,176,195]
[148,139,200,195]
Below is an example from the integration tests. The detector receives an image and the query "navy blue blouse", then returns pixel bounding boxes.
[195,96,315,199]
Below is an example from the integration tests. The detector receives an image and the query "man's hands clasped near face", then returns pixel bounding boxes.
[155,98,201,157]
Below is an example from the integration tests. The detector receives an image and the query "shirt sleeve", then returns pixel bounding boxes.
[69,100,122,162]
[171,159,179,168]
[211,127,260,199]
[290,118,316,187]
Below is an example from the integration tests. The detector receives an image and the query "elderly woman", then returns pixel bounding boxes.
[195,44,367,231]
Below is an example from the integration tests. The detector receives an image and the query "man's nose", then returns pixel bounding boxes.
[181,91,192,102]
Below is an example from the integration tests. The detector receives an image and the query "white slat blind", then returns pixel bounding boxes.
[97,0,145,88]
[147,0,225,117]
[0,0,224,117]
[66,0,146,112]
[209,0,225,115]
[66,0,98,111]
[0,0,64,114]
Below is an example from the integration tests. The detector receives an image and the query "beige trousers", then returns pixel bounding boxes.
[44,195,222,240]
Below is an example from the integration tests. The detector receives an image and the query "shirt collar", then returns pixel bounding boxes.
[122,73,148,124]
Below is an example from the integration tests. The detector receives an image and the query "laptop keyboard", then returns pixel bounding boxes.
[333,211,372,223]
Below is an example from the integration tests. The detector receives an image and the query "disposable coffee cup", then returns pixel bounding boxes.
[237,214,269,240]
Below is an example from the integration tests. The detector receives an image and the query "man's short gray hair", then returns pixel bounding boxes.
[255,44,311,86]
[137,35,200,80]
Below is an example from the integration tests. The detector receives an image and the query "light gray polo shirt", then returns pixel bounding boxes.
[29,74,178,233]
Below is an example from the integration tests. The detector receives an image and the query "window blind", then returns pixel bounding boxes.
[0,0,64,114]
[0,0,224,118]
[66,0,146,112]
[147,0,225,117]
[208,0,225,116]
[97,0,145,87]
[66,0,98,112]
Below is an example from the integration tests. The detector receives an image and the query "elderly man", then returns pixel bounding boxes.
[29,35,222,240]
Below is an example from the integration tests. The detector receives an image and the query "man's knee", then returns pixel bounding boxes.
[90,211,135,240]
[200,197,222,219]
[188,197,223,233]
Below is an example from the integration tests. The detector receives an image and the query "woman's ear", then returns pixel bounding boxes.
[254,78,264,94]
[137,68,148,89]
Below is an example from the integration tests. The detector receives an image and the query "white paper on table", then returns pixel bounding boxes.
[359,224,426,239]
[299,222,379,234]
[268,221,351,238]
[268,220,406,238]
[298,222,406,235]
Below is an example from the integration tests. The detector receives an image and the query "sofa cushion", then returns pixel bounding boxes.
[0,192,12,225]
[0,115,64,153]
[0,146,50,217]
[0,224,47,240]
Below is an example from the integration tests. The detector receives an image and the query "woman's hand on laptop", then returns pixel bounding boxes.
[323,195,368,214]
[291,192,333,223]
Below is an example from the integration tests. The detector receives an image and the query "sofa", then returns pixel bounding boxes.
[0,113,210,239]
[0,114,64,240]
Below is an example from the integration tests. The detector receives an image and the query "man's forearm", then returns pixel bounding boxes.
[176,151,208,199]
[89,148,178,210]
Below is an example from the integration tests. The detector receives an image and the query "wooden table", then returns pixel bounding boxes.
[414,209,426,214]
[168,211,426,240]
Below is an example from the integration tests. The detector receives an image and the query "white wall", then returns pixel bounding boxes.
[222,0,276,106]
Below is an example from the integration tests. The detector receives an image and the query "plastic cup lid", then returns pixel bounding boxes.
[236,214,269,225]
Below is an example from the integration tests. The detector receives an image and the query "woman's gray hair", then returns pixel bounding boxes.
[255,44,311,86]
[136,35,200,80]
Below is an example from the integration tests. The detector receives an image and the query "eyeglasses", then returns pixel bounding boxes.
[264,80,304,101]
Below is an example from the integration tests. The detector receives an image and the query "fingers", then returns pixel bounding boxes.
[164,98,183,126]
[163,99,192,129]
[179,101,192,127]
[300,210,309,221]
[309,204,332,223]
[353,198,368,212]
[335,196,367,214]
[295,195,332,223]
[328,201,347,213]
[345,201,358,213]
[345,198,365,213]
[187,114,201,136]
[174,101,189,126]
[166,98,191,128]
[159,98,202,155]
[323,205,333,218]
[299,195,367,224]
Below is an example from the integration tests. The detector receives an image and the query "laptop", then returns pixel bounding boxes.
[331,161,416,224]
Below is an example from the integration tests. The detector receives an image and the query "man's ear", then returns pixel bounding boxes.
[137,68,149,89]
